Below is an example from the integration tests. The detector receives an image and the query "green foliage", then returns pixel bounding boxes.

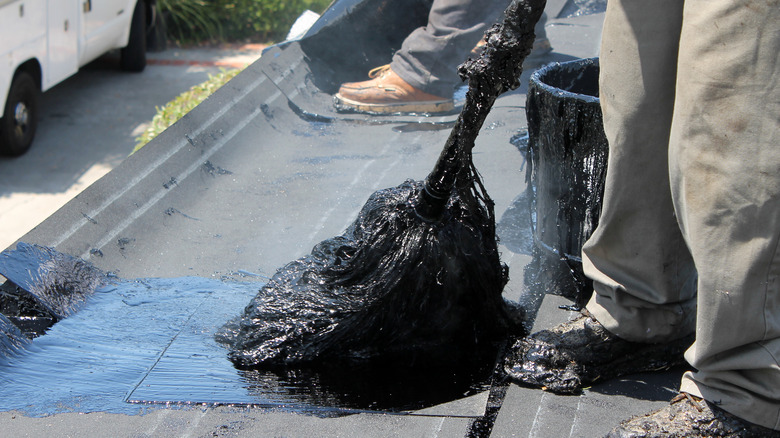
[209,0,333,42]
[159,0,333,44]
[157,0,222,43]
[133,69,241,153]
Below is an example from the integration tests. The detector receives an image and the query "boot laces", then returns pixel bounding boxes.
[671,392,704,412]
[368,64,392,79]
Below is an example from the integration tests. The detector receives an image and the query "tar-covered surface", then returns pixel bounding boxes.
[0,270,492,417]
[0,1,683,436]
[217,178,518,369]
[219,0,544,371]
[524,58,608,308]
[0,19,531,428]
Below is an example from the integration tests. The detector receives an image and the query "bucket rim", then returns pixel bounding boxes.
[530,57,600,103]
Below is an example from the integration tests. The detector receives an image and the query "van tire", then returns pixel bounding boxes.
[0,71,39,157]
[120,0,147,72]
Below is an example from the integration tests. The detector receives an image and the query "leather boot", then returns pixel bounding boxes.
[334,65,454,114]
[504,310,693,394]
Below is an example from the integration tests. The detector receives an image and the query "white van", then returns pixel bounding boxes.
[0,0,155,156]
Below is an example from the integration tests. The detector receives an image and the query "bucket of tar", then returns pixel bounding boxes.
[525,57,608,308]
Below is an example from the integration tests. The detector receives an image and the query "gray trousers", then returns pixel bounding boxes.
[583,0,780,429]
[390,0,512,97]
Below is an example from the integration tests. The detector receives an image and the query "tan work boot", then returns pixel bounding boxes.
[334,65,454,114]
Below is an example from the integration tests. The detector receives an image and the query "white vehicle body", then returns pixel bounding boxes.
[0,0,151,155]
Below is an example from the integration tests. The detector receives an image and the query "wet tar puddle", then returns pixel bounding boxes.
[0,257,494,418]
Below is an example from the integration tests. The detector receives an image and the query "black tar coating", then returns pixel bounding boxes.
[524,58,608,308]
[0,243,106,320]
[418,0,548,219]
[217,179,522,367]
[218,0,547,368]
[610,394,780,437]
[504,313,692,394]
[0,243,106,356]
[0,313,28,359]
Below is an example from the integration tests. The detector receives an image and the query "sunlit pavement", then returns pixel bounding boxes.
[0,44,264,251]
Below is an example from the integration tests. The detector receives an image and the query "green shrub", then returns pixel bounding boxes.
[209,0,333,42]
[160,0,333,44]
[133,69,241,153]
[157,0,222,43]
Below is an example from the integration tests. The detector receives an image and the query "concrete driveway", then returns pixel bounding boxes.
[0,44,263,251]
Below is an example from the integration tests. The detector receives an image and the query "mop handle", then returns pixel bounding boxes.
[415,0,547,221]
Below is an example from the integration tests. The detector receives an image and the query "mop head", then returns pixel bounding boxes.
[218,0,547,368]
[217,162,523,368]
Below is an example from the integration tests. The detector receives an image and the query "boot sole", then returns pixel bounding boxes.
[333,94,455,114]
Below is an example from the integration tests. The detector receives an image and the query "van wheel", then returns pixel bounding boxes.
[120,0,147,72]
[0,71,39,157]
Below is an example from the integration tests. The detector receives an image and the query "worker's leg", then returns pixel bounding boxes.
[391,0,510,97]
[582,0,697,343]
[504,0,694,394]
[670,0,780,430]
[336,1,550,113]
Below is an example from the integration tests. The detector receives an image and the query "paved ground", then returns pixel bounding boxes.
[0,44,264,252]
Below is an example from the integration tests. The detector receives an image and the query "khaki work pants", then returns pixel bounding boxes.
[582,0,780,429]
[392,0,510,97]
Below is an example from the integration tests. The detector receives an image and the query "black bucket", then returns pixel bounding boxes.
[524,58,608,308]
